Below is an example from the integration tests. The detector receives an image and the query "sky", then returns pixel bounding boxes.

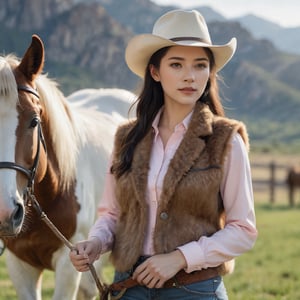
[151,0,300,28]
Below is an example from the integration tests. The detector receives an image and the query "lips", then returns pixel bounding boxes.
[178,87,196,92]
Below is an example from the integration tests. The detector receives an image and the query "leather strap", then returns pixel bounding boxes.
[110,267,219,291]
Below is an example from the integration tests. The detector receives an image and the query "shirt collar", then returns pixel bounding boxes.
[152,107,194,139]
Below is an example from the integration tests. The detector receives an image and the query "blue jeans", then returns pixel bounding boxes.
[111,270,228,300]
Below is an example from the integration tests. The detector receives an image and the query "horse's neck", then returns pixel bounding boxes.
[34,144,62,203]
[35,166,59,202]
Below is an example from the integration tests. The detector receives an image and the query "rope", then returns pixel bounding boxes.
[29,193,108,296]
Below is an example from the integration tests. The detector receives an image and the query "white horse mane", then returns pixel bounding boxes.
[0,55,18,114]
[35,74,78,190]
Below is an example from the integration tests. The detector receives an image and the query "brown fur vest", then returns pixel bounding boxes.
[110,102,249,273]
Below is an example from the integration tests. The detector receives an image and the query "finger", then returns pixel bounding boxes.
[70,253,89,267]
[75,254,89,263]
[73,258,90,271]
[143,274,167,289]
[132,262,147,280]
[144,276,159,288]
[154,278,165,289]
[132,268,145,282]
[77,264,90,272]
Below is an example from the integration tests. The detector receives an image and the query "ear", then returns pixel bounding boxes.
[149,64,160,82]
[18,34,45,81]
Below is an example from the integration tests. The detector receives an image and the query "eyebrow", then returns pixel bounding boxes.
[168,56,209,62]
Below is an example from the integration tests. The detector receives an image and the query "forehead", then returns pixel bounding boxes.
[165,45,209,59]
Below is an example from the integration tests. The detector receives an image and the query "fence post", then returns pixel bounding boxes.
[270,161,275,203]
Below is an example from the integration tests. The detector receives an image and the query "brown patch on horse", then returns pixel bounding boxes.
[4,181,80,270]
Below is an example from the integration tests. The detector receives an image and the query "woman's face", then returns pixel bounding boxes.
[150,45,210,109]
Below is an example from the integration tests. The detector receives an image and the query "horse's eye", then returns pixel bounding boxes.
[30,117,39,128]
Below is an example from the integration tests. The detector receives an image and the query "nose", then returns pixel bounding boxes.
[0,198,24,236]
[183,68,195,83]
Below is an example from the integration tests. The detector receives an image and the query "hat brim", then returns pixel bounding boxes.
[125,34,237,78]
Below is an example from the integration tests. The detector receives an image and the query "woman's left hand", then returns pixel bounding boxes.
[132,250,187,288]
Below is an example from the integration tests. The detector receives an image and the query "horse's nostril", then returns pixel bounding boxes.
[12,203,24,229]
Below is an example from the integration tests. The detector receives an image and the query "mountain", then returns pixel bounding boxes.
[90,0,227,34]
[234,14,300,55]
[0,0,137,90]
[1,0,300,150]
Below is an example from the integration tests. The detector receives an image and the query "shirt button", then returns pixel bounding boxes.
[160,212,168,220]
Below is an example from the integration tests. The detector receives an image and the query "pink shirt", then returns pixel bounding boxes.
[89,110,258,273]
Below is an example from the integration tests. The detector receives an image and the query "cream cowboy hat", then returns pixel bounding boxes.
[125,9,237,78]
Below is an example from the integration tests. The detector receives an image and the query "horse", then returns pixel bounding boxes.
[67,87,136,119]
[0,35,136,299]
[286,166,300,206]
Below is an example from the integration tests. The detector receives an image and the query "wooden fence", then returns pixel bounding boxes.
[251,161,289,204]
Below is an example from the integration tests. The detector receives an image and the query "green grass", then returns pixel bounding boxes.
[224,203,300,300]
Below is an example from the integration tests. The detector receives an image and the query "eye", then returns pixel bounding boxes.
[29,117,40,128]
[196,63,208,69]
[170,62,181,68]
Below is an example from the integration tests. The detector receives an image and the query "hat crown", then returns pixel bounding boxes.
[152,10,212,44]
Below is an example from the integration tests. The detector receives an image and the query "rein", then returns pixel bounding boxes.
[27,192,109,298]
[0,85,112,299]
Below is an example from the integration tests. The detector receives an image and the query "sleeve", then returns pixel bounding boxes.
[177,133,258,273]
[88,154,119,254]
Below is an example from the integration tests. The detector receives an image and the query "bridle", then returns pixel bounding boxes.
[0,85,47,194]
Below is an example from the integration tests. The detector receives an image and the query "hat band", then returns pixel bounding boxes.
[170,37,211,44]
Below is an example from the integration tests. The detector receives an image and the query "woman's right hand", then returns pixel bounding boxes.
[69,237,102,272]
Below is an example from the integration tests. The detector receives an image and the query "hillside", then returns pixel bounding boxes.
[1,0,300,150]
[235,14,300,55]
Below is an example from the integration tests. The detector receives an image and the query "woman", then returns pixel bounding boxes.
[70,9,258,300]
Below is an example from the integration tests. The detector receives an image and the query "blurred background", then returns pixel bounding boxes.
[0,0,300,152]
[1,0,300,299]
[1,0,300,152]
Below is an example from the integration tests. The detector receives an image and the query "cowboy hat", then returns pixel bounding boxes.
[125,9,237,78]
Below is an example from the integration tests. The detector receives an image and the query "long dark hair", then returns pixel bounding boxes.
[112,46,224,178]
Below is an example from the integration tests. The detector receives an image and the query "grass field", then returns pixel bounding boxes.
[1,154,300,299]
[225,203,300,300]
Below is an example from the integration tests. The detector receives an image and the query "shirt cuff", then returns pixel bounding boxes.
[177,241,206,273]
[88,230,113,254]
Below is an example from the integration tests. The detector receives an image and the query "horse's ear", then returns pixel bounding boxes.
[18,34,45,81]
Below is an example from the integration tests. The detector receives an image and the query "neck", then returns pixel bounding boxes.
[159,104,193,131]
